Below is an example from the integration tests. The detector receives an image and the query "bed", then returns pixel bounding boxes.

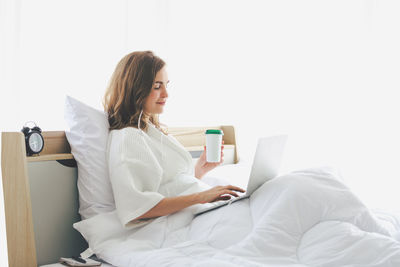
[3,128,400,267]
[2,97,400,267]
[1,124,240,267]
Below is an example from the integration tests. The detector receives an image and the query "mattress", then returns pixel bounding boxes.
[41,262,115,267]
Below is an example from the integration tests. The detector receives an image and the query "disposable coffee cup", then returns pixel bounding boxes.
[205,129,224,163]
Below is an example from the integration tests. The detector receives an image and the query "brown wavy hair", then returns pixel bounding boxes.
[103,51,166,133]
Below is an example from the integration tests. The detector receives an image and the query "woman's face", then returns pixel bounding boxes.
[144,67,169,115]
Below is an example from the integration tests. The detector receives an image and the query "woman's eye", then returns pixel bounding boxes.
[154,86,161,90]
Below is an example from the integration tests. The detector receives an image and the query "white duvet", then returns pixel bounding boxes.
[77,167,400,267]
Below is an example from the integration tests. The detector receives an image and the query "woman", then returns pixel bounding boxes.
[104,51,245,228]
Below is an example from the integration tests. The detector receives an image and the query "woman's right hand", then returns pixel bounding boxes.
[197,185,246,204]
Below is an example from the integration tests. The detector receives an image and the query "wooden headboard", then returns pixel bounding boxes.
[1,126,238,267]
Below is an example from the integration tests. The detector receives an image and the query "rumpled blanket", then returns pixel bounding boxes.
[75,167,400,267]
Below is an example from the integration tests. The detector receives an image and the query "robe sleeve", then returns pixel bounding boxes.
[108,128,165,228]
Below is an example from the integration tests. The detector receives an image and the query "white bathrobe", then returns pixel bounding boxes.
[107,123,210,228]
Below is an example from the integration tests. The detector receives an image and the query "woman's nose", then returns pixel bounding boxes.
[162,86,168,98]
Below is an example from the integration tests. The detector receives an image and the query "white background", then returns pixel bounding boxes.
[1,0,400,265]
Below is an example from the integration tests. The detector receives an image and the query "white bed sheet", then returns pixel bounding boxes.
[76,163,400,267]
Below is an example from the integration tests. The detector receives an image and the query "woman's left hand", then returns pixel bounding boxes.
[194,141,224,179]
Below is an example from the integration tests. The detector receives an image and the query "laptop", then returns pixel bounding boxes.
[194,135,288,216]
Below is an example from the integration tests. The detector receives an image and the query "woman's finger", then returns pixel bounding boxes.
[218,195,231,201]
[225,185,246,193]
[222,190,239,198]
[211,195,230,202]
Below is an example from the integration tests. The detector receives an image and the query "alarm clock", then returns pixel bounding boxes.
[21,121,44,156]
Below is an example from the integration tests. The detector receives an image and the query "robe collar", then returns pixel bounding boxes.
[146,123,193,165]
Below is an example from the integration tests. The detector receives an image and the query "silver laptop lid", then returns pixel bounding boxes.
[246,135,288,195]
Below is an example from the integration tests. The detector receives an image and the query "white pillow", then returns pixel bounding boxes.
[64,96,115,219]
[73,211,130,251]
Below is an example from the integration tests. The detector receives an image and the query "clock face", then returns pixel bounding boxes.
[29,132,43,153]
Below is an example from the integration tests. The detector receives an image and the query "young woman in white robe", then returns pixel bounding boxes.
[103,51,245,229]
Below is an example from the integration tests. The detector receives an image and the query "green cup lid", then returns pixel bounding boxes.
[205,129,224,135]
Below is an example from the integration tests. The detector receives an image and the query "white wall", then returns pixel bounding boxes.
[1,0,400,265]
[164,0,400,210]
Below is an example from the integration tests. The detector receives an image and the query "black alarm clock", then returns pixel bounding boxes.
[21,121,44,156]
